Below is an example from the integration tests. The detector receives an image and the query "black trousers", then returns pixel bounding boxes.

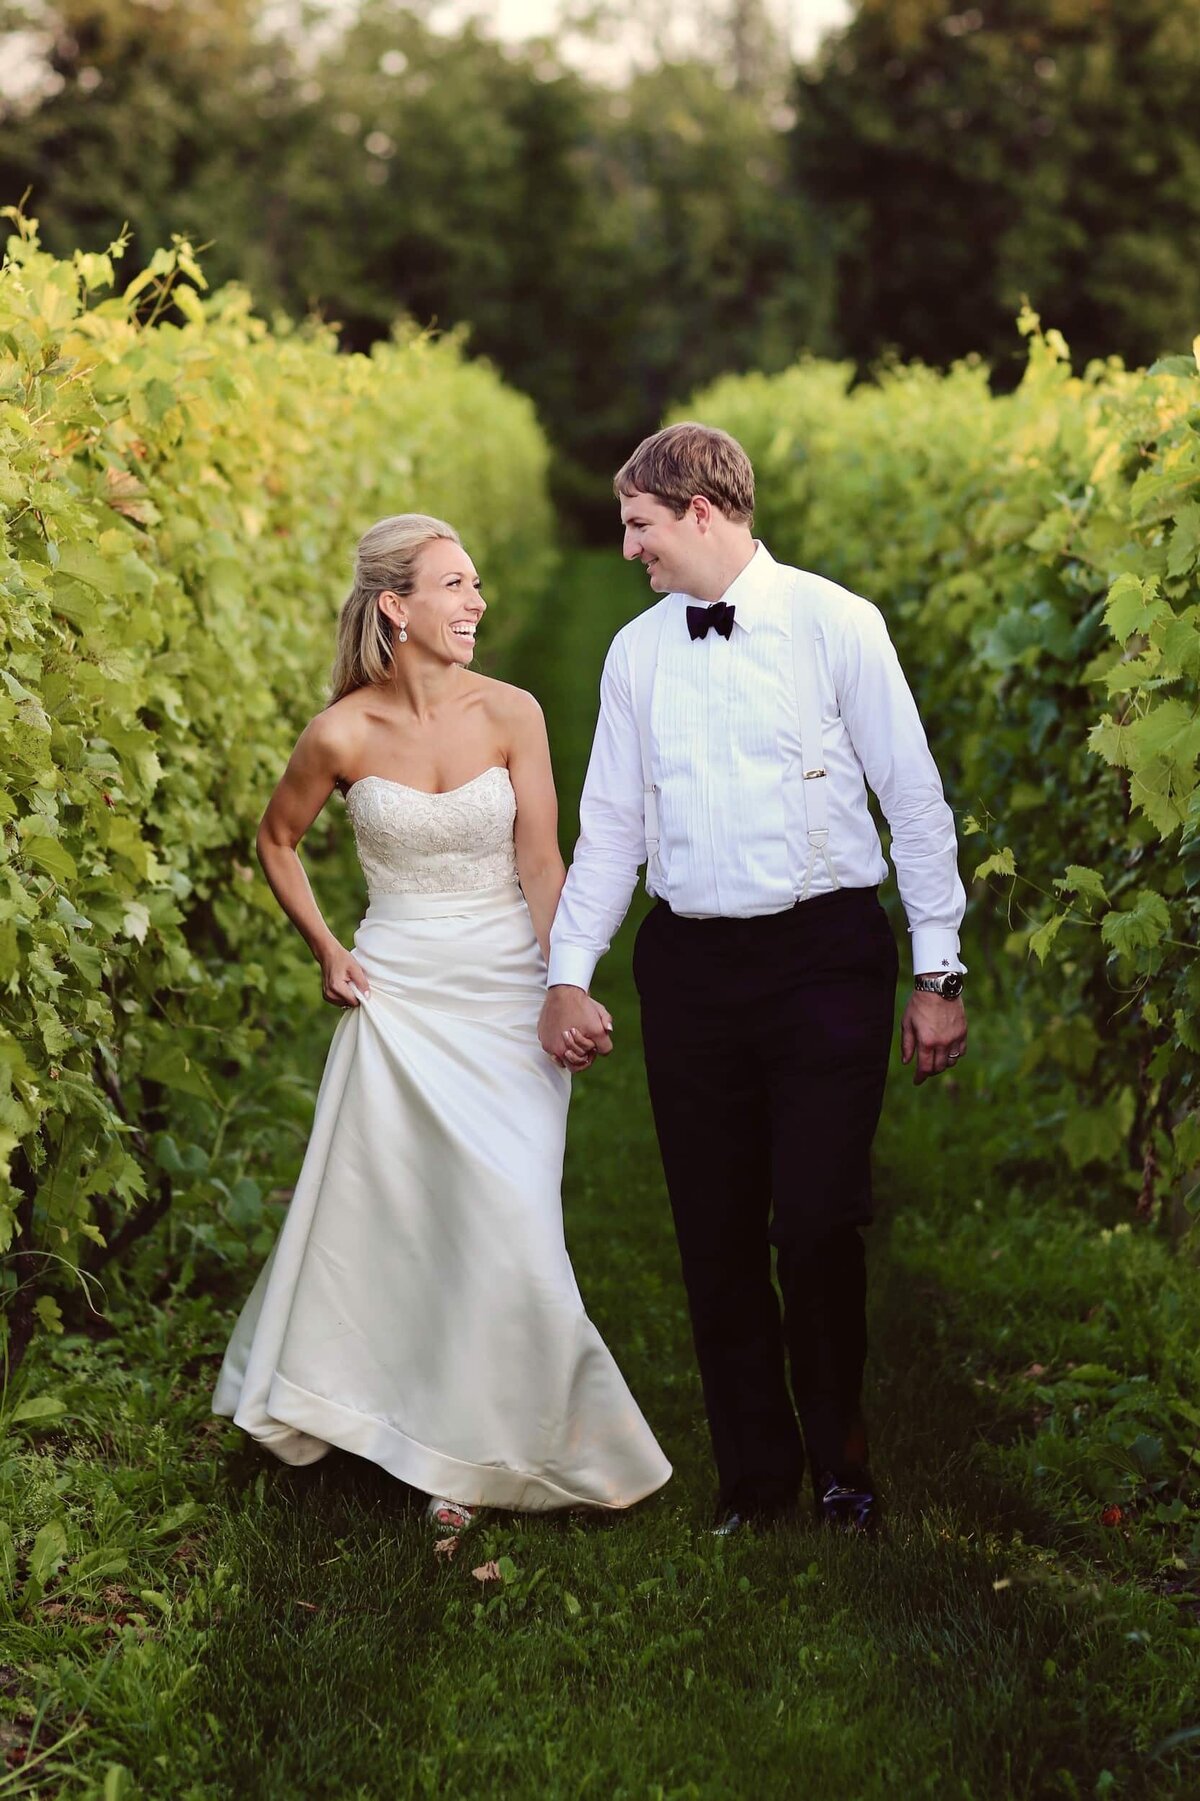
[632,886,898,1513]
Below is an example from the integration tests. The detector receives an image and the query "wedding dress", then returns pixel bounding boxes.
[213,765,671,1511]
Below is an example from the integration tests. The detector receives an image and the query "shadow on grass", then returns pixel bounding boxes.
[870,1213,1078,1549]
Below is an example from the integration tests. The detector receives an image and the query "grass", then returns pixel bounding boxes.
[2,551,1200,1798]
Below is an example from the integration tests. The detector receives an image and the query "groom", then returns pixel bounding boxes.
[538,423,968,1534]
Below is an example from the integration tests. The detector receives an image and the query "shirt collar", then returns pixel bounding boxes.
[674,541,779,634]
[719,541,778,633]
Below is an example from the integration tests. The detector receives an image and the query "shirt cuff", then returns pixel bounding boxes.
[546,943,600,991]
[910,929,966,980]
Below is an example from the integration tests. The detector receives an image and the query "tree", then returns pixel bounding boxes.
[576,59,831,473]
[791,0,1200,376]
[239,1,829,519]
[0,0,290,284]
[0,0,829,519]
[561,0,791,100]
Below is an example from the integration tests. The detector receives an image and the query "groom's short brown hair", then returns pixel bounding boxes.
[614,422,755,525]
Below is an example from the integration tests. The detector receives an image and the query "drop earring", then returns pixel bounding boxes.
[397,624,408,643]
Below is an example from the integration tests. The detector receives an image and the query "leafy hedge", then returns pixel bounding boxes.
[687,318,1200,1226]
[0,215,555,1365]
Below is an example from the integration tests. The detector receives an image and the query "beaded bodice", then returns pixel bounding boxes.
[344,765,518,898]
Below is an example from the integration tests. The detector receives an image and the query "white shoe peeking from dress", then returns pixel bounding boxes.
[425,1496,478,1534]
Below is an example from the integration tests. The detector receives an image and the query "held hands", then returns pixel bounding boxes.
[319,944,372,1008]
[538,985,614,1072]
[900,989,968,1086]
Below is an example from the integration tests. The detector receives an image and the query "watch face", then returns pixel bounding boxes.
[941,972,964,1000]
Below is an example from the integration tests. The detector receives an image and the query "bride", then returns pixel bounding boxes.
[213,514,671,1529]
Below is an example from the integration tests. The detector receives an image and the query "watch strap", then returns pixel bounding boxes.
[915,973,963,997]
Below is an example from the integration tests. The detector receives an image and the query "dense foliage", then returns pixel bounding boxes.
[0,217,554,1367]
[4,1,1196,518]
[792,0,1200,381]
[687,322,1200,1228]
[0,0,826,522]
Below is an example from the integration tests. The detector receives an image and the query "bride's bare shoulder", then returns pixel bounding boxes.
[293,689,372,779]
[470,672,545,728]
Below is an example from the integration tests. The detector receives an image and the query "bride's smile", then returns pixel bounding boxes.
[377,537,487,670]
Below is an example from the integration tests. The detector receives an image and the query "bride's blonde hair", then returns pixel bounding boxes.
[329,513,461,703]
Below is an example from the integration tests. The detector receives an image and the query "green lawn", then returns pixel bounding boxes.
[3,553,1199,1799]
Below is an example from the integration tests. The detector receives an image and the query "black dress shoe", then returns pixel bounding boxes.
[709,1498,798,1537]
[814,1470,880,1534]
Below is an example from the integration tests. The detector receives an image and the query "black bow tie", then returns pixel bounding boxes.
[687,601,736,641]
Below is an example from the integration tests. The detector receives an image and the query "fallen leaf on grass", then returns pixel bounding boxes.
[1100,1505,1124,1528]
[433,1537,459,1562]
[472,1561,503,1584]
[1022,1364,1048,1379]
[293,1600,319,1611]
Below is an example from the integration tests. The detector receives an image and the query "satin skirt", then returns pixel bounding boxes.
[212,883,671,1512]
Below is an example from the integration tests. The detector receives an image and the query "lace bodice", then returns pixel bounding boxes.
[344,765,518,898]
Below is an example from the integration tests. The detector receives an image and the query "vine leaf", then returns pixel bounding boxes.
[1028,914,1066,964]
[1100,890,1171,957]
[1104,572,1169,639]
[975,847,1016,882]
[1053,865,1108,909]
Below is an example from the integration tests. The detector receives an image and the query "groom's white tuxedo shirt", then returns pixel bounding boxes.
[547,542,966,992]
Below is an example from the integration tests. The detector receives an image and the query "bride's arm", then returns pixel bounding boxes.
[505,687,613,1067]
[257,718,371,1007]
[505,689,567,961]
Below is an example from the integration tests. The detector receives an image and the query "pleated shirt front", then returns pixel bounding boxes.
[548,542,966,990]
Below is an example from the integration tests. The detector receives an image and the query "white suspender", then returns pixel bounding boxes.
[790,573,840,901]
[629,603,669,886]
[630,579,840,899]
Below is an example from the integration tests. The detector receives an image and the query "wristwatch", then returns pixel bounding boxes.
[914,972,964,1000]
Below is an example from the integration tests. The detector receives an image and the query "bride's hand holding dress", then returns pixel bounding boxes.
[212,516,670,1515]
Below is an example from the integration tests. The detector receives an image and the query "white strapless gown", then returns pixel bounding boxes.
[213,766,671,1511]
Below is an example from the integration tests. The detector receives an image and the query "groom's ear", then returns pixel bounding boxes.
[689,495,714,533]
